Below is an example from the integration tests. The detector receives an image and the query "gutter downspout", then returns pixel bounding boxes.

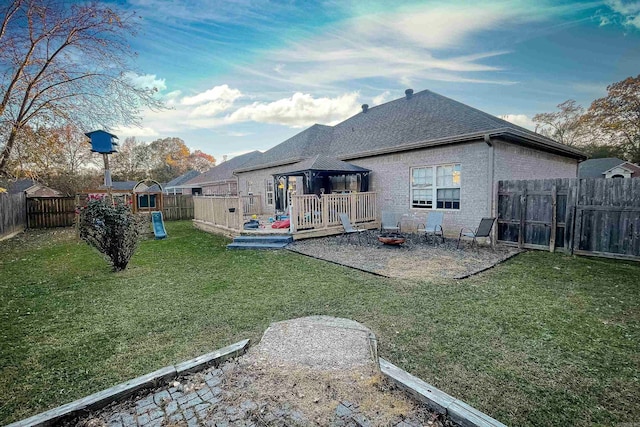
[485,134,496,246]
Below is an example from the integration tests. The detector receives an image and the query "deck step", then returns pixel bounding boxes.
[227,235,293,250]
[227,242,290,250]
[233,235,293,244]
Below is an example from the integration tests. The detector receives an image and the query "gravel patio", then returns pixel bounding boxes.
[288,232,521,280]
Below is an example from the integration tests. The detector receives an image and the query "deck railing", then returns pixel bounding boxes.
[291,192,377,231]
[241,195,262,216]
[194,196,242,230]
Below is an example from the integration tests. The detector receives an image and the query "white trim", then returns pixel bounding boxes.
[410,163,461,210]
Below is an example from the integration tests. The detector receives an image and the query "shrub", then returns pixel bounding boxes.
[78,199,141,271]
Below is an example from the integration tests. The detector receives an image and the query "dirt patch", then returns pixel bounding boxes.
[288,232,521,280]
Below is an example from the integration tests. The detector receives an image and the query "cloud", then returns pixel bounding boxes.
[125,73,167,91]
[605,0,640,29]
[180,84,243,117]
[239,3,527,88]
[500,114,535,130]
[111,125,160,139]
[372,91,390,105]
[225,92,361,127]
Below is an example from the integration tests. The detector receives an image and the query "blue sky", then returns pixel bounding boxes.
[110,0,640,162]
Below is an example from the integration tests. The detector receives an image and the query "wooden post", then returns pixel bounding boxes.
[518,188,527,249]
[238,196,243,230]
[350,193,357,223]
[321,194,328,229]
[549,185,557,252]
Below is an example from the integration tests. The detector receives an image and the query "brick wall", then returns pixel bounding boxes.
[493,140,578,182]
[349,141,490,234]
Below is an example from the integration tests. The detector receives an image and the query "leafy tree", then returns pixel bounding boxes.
[532,100,590,147]
[0,0,163,176]
[78,198,140,271]
[584,75,640,163]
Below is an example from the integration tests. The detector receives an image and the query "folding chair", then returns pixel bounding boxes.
[457,217,497,249]
[419,211,444,244]
[380,211,401,233]
[339,213,367,244]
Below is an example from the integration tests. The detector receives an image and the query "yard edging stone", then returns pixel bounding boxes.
[380,358,508,427]
[6,339,250,427]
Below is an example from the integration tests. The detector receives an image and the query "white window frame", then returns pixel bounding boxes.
[410,163,461,210]
[265,179,274,205]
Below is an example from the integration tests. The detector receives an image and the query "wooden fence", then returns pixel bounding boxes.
[496,178,640,260]
[193,196,243,230]
[0,193,26,239]
[291,192,377,231]
[26,196,76,229]
[163,195,194,220]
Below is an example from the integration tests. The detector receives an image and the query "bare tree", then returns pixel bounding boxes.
[0,0,164,176]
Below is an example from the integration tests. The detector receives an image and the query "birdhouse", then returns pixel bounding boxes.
[85,130,119,154]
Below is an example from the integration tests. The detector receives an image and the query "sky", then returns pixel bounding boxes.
[108,0,640,163]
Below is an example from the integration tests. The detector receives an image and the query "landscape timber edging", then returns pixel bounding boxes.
[380,358,508,427]
[6,339,250,427]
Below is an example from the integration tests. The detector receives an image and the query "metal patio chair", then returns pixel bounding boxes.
[380,211,401,233]
[419,211,445,244]
[457,217,497,249]
[339,213,367,245]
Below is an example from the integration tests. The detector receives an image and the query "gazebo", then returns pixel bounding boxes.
[272,155,370,210]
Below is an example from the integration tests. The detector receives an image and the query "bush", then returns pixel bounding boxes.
[78,199,141,271]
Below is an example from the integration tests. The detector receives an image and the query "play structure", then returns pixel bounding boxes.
[151,211,167,239]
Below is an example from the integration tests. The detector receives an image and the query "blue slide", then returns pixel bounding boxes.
[151,211,167,239]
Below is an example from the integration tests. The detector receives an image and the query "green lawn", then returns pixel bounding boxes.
[0,221,638,426]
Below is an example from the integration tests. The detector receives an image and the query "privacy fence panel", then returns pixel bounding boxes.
[497,178,640,260]
[26,196,76,229]
[163,195,194,220]
[0,193,27,239]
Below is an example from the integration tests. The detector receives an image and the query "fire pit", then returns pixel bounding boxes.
[378,232,406,245]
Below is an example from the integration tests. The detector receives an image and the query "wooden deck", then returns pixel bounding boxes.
[193,192,379,241]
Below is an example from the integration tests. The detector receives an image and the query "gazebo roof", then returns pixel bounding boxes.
[274,155,370,176]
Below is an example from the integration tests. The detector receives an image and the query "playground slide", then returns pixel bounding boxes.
[151,211,167,239]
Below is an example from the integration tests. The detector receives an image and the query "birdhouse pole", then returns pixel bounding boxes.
[85,130,119,206]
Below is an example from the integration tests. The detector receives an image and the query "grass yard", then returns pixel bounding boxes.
[0,221,638,426]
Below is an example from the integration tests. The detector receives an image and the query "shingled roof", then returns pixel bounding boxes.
[274,155,370,175]
[235,89,585,173]
[165,170,201,189]
[578,157,627,178]
[185,151,263,186]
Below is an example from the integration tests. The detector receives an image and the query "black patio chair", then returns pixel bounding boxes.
[457,217,497,249]
[339,213,367,245]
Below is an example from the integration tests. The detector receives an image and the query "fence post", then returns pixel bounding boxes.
[549,184,557,252]
[350,193,357,223]
[518,187,527,249]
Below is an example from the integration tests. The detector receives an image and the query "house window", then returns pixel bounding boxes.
[266,180,274,205]
[138,194,156,208]
[411,164,461,210]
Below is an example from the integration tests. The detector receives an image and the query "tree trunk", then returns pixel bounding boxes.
[0,126,19,176]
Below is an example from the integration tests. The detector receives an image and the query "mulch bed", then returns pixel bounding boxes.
[288,232,521,280]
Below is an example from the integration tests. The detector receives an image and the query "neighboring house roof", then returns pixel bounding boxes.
[185,151,263,186]
[275,155,370,175]
[99,181,139,191]
[164,170,201,189]
[236,89,586,174]
[5,179,62,196]
[578,158,629,178]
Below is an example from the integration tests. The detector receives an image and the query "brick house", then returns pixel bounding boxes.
[233,89,586,233]
[183,151,262,196]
